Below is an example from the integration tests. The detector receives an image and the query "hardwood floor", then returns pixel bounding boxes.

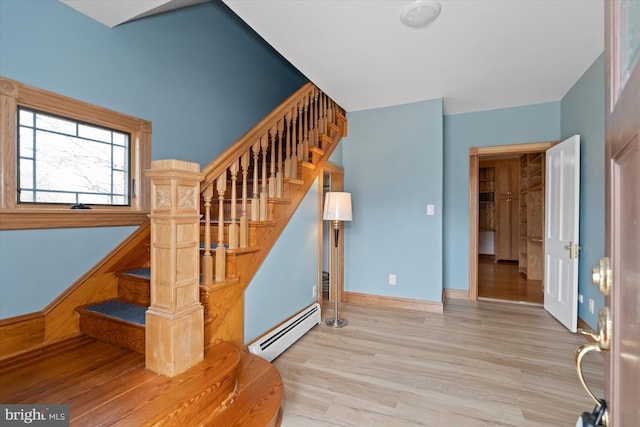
[275,299,603,426]
[478,255,543,304]
[0,337,282,426]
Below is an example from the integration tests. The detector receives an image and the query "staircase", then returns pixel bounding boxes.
[69,82,346,425]
[76,268,150,354]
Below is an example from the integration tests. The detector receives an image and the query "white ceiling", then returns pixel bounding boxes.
[59,0,208,28]
[61,0,604,115]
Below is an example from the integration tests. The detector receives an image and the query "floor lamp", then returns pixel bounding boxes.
[323,192,352,328]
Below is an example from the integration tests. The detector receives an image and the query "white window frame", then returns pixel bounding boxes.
[0,77,151,230]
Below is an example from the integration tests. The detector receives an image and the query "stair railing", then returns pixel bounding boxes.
[198,83,343,294]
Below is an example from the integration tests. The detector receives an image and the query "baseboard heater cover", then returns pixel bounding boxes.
[248,303,321,362]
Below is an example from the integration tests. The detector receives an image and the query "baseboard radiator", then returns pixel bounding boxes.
[248,303,321,362]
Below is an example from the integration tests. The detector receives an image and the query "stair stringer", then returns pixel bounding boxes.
[201,112,347,350]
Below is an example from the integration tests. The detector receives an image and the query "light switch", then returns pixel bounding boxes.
[426,204,435,216]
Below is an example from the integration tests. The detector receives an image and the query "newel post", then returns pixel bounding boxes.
[145,159,205,377]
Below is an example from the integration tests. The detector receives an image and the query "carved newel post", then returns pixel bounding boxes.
[146,160,205,377]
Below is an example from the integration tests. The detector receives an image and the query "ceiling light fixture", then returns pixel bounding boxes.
[400,0,442,29]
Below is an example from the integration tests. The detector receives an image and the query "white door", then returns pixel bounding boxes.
[544,135,580,332]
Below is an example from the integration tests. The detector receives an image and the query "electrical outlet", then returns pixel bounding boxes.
[589,298,595,314]
[312,286,317,299]
[389,274,396,285]
[578,294,583,303]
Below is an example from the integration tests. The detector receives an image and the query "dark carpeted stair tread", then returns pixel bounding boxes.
[85,300,147,325]
[199,243,229,250]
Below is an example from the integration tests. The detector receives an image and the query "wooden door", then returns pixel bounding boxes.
[604,1,640,424]
[544,135,580,333]
[495,161,519,261]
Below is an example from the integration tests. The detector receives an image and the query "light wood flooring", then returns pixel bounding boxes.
[478,255,544,304]
[275,299,603,426]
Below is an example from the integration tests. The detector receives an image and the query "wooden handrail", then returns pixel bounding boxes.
[198,81,343,281]
[147,81,346,351]
[201,82,316,189]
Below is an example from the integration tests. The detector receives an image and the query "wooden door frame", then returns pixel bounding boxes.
[468,141,557,301]
[318,162,345,303]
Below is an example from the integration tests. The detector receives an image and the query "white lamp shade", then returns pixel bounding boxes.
[323,192,352,221]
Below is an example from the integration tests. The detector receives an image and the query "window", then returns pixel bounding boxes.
[18,108,131,206]
[0,77,151,230]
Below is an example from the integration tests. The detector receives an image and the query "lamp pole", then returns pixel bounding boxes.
[323,192,351,328]
[326,219,347,328]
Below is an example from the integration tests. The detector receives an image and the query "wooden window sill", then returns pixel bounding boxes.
[0,209,149,230]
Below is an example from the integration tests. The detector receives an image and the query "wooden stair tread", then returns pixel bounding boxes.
[205,352,283,426]
[73,342,241,426]
[283,177,304,185]
[26,349,145,405]
[0,336,137,401]
[118,267,150,279]
[0,336,275,426]
[201,276,241,291]
[76,300,146,354]
[200,218,279,224]
[200,244,260,255]
[244,220,277,228]
[269,198,292,205]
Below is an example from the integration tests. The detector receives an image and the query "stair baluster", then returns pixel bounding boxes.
[329,99,336,125]
[202,184,214,287]
[297,101,305,163]
[259,134,269,221]
[240,151,250,248]
[251,142,260,221]
[268,125,277,198]
[228,159,239,250]
[309,89,317,149]
[276,119,284,198]
[290,107,298,179]
[284,111,292,178]
[215,171,227,282]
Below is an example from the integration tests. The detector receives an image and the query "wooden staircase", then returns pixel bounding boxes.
[65,82,346,425]
[76,268,151,354]
[0,336,282,426]
[72,265,283,425]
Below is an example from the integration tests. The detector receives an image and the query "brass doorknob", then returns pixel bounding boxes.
[578,307,611,350]
[591,257,612,296]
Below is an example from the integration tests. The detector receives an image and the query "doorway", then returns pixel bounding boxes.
[319,163,344,305]
[468,142,556,302]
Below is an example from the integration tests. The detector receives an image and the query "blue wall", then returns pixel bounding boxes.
[561,55,605,329]
[245,179,320,344]
[0,227,136,316]
[0,0,305,319]
[443,102,561,293]
[322,56,602,326]
[0,1,304,164]
[252,54,604,336]
[0,0,606,334]
[343,99,444,302]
